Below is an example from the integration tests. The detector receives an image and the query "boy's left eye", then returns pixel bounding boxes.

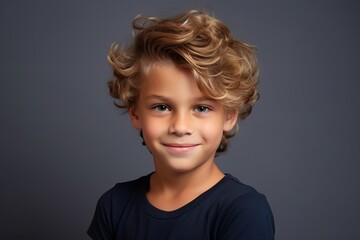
[194,106,211,113]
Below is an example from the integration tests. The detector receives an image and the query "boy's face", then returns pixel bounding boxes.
[129,63,237,174]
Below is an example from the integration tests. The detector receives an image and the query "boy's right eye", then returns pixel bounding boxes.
[152,104,170,112]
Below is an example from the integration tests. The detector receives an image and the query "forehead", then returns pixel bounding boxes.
[139,63,201,96]
[136,60,226,106]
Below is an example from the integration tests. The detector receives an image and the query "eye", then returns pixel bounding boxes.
[194,105,211,113]
[152,104,170,112]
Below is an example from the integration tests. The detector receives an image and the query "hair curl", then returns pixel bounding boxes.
[108,10,259,154]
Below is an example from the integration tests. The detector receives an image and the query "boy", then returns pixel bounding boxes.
[88,10,275,239]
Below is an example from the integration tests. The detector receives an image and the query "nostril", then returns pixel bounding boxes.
[168,114,193,136]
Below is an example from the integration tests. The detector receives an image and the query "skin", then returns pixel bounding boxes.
[129,63,238,211]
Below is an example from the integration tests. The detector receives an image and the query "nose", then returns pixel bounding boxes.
[168,111,193,136]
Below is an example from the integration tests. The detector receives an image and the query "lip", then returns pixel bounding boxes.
[162,143,200,153]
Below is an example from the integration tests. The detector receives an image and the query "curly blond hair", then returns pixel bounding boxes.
[108,10,259,154]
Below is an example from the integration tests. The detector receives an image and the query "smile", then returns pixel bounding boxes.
[162,143,200,153]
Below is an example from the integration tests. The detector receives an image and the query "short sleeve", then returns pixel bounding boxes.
[218,191,275,240]
[87,190,114,240]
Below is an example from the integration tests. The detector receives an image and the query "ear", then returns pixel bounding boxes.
[223,111,238,132]
[129,106,142,130]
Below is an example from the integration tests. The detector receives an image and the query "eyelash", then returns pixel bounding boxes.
[152,104,170,111]
[194,105,211,113]
[151,104,211,113]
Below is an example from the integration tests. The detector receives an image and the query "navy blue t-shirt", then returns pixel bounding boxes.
[88,173,275,239]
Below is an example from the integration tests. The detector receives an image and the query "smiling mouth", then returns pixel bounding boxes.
[162,143,200,153]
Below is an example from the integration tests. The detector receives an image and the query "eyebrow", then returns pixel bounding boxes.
[144,95,214,102]
[144,95,169,101]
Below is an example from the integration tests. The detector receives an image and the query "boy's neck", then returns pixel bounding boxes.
[147,163,224,211]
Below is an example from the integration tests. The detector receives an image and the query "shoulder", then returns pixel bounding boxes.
[97,174,149,208]
[95,175,150,222]
[214,174,268,206]
[215,174,275,239]
[87,174,150,239]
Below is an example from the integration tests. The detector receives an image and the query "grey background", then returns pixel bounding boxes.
[1,0,359,239]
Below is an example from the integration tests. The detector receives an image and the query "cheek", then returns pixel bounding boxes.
[199,121,224,142]
[141,118,165,140]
